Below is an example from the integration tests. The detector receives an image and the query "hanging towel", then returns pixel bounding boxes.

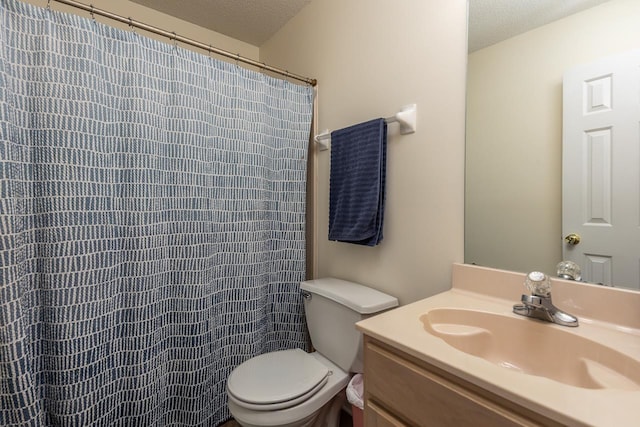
[329,118,387,246]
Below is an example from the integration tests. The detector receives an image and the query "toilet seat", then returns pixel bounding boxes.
[227,349,330,411]
[227,352,351,427]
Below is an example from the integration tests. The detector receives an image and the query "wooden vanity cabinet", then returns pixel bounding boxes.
[363,336,563,427]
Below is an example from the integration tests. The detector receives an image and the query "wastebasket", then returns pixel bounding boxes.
[346,374,364,427]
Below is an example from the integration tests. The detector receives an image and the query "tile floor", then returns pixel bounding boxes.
[220,409,353,427]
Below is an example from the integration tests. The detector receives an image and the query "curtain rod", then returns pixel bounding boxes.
[47,0,318,87]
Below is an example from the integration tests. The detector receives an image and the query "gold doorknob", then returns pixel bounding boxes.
[565,233,581,245]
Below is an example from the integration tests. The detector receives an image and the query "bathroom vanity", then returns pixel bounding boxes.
[356,263,640,427]
[363,336,561,426]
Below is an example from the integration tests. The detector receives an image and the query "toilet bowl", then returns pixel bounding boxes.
[226,278,398,427]
[227,351,349,427]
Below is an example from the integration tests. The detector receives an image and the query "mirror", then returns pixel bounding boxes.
[465,0,640,291]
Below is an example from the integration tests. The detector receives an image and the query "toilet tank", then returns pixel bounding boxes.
[300,278,398,373]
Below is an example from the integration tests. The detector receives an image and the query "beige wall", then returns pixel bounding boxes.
[24,0,258,60]
[261,0,468,305]
[466,0,640,277]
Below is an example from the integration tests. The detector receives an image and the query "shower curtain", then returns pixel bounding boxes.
[0,0,313,425]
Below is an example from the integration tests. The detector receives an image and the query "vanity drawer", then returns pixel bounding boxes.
[363,337,559,427]
[364,400,406,427]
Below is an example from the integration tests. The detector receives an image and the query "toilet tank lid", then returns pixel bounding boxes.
[300,278,398,314]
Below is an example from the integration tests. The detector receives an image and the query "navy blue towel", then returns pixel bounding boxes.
[329,118,387,246]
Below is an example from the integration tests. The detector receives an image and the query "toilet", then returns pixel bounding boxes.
[226,278,398,427]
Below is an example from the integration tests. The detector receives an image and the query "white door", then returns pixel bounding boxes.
[562,49,640,290]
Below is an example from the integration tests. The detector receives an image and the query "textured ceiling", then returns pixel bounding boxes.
[468,0,611,52]
[129,0,312,46]
[129,0,611,50]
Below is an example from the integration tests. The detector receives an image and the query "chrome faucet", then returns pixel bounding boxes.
[513,271,579,327]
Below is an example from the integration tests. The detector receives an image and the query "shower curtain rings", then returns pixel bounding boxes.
[46,0,51,10]
[89,4,95,22]
[171,32,178,49]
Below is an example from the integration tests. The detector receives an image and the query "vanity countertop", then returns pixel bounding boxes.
[356,263,640,427]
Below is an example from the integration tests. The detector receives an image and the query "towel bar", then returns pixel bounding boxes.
[314,104,417,151]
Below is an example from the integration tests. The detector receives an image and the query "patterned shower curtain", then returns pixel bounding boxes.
[0,0,313,425]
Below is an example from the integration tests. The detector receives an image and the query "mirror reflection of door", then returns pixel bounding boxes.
[562,49,640,290]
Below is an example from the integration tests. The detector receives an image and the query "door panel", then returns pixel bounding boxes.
[562,49,640,290]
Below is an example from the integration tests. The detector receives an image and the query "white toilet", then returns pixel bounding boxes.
[226,278,398,427]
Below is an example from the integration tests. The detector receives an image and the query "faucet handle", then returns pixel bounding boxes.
[524,271,551,297]
[556,260,582,281]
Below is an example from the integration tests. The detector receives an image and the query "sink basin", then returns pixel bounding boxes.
[420,308,640,390]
